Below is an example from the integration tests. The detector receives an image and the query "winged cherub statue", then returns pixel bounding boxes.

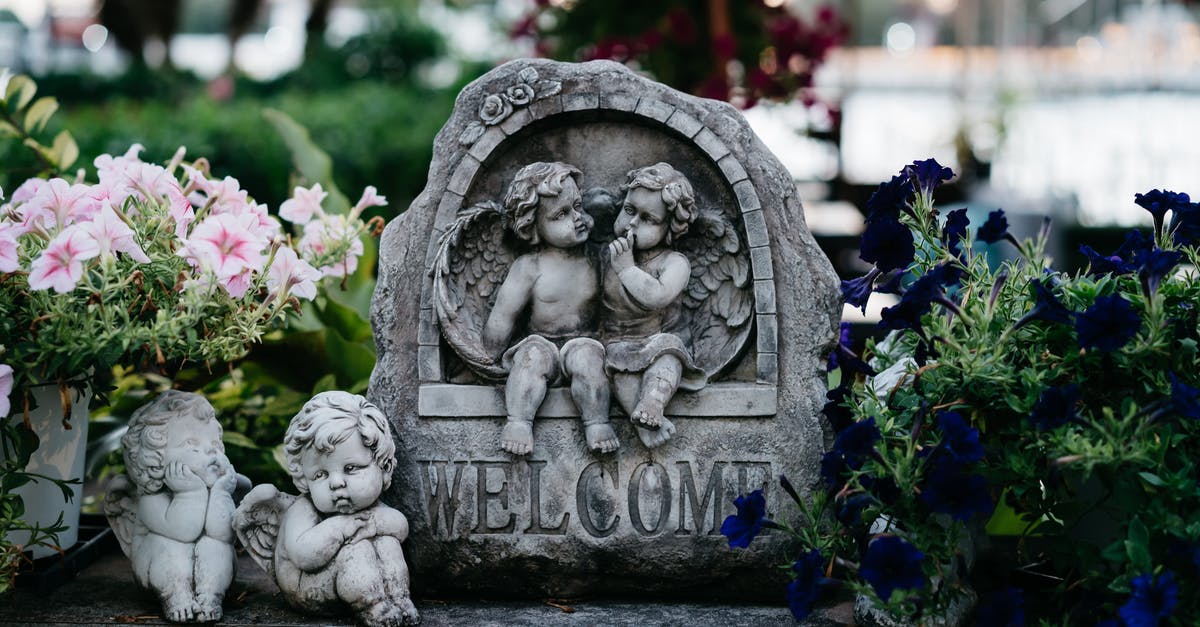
[232,392,419,627]
[104,391,238,623]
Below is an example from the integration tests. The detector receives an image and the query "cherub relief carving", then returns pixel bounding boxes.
[104,391,239,623]
[233,392,419,627]
[432,160,754,452]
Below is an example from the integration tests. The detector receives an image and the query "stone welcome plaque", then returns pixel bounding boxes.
[368,59,839,599]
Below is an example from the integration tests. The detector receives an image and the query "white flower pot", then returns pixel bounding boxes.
[6,382,91,559]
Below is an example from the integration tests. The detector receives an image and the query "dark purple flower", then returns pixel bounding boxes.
[820,450,855,489]
[720,489,773,548]
[1029,384,1080,431]
[835,493,875,528]
[866,174,914,222]
[1013,279,1073,330]
[976,209,1011,245]
[1080,229,1151,276]
[1136,247,1183,296]
[919,458,994,522]
[879,272,941,334]
[1076,294,1141,353]
[905,158,954,197]
[863,475,901,505]
[974,588,1025,627]
[928,261,965,287]
[786,549,828,620]
[942,208,970,258]
[1170,200,1200,247]
[1135,189,1190,237]
[828,322,852,371]
[828,322,876,379]
[841,269,880,314]
[1169,373,1200,421]
[859,535,926,602]
[935,411,984,463]
[1119,571,1178,627]
[823,386,855,434]
[860,213,916,272]
[834,417,881,458]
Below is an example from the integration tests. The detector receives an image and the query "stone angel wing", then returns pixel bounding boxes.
[232,484,297,578]
[103,473,142,559]
[671,208,755,378]
[430,199,515,381]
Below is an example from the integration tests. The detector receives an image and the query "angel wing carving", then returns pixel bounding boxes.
[103,473,142,559]
[430,199,515,381]
[232,484,296,578]
[670,208,755,379]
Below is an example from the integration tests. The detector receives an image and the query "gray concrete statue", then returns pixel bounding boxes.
[104,391,238,623]
[232,391,419,627]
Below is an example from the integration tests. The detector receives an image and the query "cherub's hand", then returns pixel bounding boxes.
[608,234,636,273]
[341,515,370,543]
[213,465,237,494]
[164,462,206,493]
[349,511,379,543]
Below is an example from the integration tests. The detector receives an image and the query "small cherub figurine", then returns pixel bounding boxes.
[233,391,419,627]
[602,163,709,448]
[481,161,616,455]
[104,391,238,623]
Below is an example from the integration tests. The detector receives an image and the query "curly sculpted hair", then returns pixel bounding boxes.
[283,391,397,494]
[503,161,585,244]
[622,162,697,245]
[121,390,223,495]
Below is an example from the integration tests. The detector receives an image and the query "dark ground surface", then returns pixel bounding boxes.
[1,544,856,626]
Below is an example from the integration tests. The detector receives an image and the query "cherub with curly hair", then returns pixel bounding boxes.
[233,391,418,627]
[481,161,616,456]
[603,162,708,448]
[104,391,238,623]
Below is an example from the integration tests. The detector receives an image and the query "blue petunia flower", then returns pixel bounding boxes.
[828,322,877,379]
[786,549,829,621]
[1119,571,1178,627]
[935,411,984,463]
[834,417,882,458]
[973,588,1025,627]
[1169,200,1200,247]
[919,458,994,522]
[823,386,855,434]
[720,489,773,548]
[1029,384,1080,431]
[866,174,915,222]
[841,269,880,314]
[835,493,876,528]
[1136,247,1183,297]
[942,208,970,258]
[1135,189,1190,238]
[859,536,926,602]
[1080,244,1136,276]
[1169,373,1200,421]
[1013,278,1073,330]
[860,213,916,272]
[905,158,954,199]
[976,209,1011,245]
[1076,294,1142,353]
[879,272,941,335]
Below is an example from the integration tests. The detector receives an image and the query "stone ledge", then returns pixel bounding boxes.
[418,382,777,418]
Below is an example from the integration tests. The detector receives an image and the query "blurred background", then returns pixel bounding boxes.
[2,0,1197,485]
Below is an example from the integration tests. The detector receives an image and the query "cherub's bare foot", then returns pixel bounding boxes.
[162,594,195,622]
[636,416,676,449]
[499,420,533,456]
[361,599,415,627]
[585,423,620,454]
[194,594,222,622]
[631,396,666,429]
[398,595,421,625]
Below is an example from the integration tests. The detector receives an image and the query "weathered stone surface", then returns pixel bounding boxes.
[369,59,840,600]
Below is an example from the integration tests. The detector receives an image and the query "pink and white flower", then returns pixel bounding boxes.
[299,216,364,278]
[267,246,322,301]
[279,184,327,225]
[80,201,150,263]
[219,268,254,298]
[0,363,12,419]
[350,186,387,218]
[0,224,18,273]
[179,212,267,279]
[24,178,99,232]
[166,185,195,240]
[28,225,100,293]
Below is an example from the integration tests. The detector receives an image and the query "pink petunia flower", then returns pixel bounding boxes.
[279,184,327,225]
[179,212,266,278]
[24,178,99,232]
[0,363,12,419]
[350,185,388,218]
[299,216,363,278]
[220,268,254,298]
[166,185,195,240]
[81,202,150,263]
[267,246,322,301]
[0,224,19,273]
[28,225,100,293]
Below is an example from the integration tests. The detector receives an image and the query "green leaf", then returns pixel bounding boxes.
[5,74,36,111]
[316,297,372,343]
[0,119,19,138]
[1,473,30,492]
[271,443,288,474]
[1137,471,1166,488]
[51,130,79,170]
[23,96,58,134]
[262,108,351,213]
[323,328,375,390]
[222,431,260,449]
[312,373,337,395]
[1125,516,1151,572]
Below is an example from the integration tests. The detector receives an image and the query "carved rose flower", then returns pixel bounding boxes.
[478,93,513,126]
[504,83,536,107]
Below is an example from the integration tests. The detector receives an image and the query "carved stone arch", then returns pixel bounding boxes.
[415,77,778,398]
